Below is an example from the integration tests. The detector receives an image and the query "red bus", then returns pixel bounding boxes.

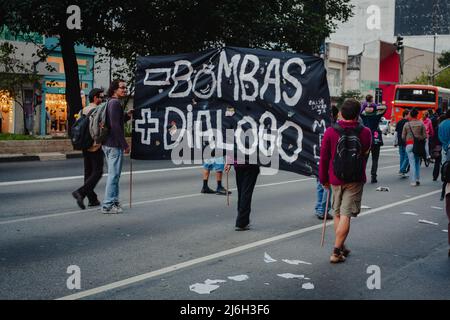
[391,84,450,125]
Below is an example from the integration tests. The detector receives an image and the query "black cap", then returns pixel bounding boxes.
[88,88,104,103]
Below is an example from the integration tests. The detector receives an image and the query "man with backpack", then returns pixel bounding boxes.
[71,88,105,210]
[319,99,372,263]
[101,79,133,214]
[394,110,410,178]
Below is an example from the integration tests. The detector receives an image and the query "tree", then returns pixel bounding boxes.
[336,90,363,108]
[0,42,44,133]
[410,70,450,89]
[438,50,450,68]
[1,0,354,132]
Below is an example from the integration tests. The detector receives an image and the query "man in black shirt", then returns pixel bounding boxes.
[395,110,410,178]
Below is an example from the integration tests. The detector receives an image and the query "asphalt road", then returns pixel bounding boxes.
[0,136,449,300]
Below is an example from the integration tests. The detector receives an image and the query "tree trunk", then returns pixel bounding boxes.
[59,32,81,134]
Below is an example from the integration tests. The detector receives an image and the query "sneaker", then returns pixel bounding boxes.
[330,252,346,263]
[371,177,378,184]
[72,191,86,210]
[235,224,250,231]
[216,186,231,195]
[101,206,112,214]
[401,173,408,178]
[88,200,101,207]
[201,187,216,194]
[317,213,333,220]
[416,181,420,186]
[410,183,417,187]
[341,245,351,257]
[112,204,123,213]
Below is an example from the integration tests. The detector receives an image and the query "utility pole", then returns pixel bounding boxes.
[432,33,437,85]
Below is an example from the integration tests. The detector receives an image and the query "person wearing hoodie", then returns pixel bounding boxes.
[319,99,372,263]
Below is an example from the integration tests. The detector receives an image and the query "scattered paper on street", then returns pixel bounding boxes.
[228,275,249,281]
[277,273,305,279]
[376,187,390,192]
[264,252,277,263]
[431,206,443,210]
[361,205,371,209]
[418,219,439,226]
[282,259,312,265]
[189,283,220,294]
[302,283,315,290]
[443,230,448,233]
[204,279,226,285]
[400,212,418,216]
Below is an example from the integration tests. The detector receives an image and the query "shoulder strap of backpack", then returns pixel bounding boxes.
[332,123,344,135]
[408,123,416,139]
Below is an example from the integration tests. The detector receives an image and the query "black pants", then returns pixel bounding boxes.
[235,165,260,228]
[76,149,104,202]
[368,145,381,179]
[445,194,450,245]
[433,155,442,180]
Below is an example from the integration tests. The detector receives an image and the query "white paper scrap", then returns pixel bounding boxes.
[442,230,448,233]
[264,252,277,263]
[400,212,418,216]
[204,279,227,285]
[189,283,219,294]
[277,273,305,279]
[302,283,315,290]
[228,275,249,282]
[361,205,371,209]
[431,206,443,210]
[418,219,439,226]
[282,259,312,265]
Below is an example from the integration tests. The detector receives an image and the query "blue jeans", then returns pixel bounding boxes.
[405,145,420,183]
[102,146,124,208]
[315,180,331,216]
[399,145,409,173]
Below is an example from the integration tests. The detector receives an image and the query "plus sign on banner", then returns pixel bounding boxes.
[131,47,331,177]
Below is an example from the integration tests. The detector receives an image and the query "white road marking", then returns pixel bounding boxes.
[0,166,203,187]
[0,165,401,225]
[56,189,440,300]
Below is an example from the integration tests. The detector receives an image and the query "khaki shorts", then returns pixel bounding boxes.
[331,183,364,217]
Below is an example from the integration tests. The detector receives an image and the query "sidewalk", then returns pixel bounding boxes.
[0,151,83,162]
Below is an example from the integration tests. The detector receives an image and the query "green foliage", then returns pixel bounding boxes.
[0,42,42,108]
[0,133,37,140]
[336,90,363,108]
[410,69,450,89]
[438,51,450,68]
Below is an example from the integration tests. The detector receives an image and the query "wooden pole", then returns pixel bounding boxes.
[320,189,330,247]
[226,165,230,207]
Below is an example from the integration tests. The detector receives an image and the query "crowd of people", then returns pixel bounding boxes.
[70,83,450,262]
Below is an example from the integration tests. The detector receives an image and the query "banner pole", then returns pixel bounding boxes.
[129,110,133,209]
[320,189,330,247]
[226,163,230,207]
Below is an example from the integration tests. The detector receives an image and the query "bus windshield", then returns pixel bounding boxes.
[395,88,436,103]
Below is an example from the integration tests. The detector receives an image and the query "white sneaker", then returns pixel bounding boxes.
[410,183,417,187]
[112,204,123,213]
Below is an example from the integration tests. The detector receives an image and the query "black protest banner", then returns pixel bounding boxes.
[131,46,330,176]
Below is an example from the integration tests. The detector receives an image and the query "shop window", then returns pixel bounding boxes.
[0,90,14,134]
[46,94,68,133]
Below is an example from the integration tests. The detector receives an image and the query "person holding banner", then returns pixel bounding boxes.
[225,162,260,231]
[319,99,371,263]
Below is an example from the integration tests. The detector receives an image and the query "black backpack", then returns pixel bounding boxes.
[70,110,94,150]
[332,123,364,182]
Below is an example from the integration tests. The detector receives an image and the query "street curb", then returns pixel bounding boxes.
[0,152,132,163]
[0,155,40,163]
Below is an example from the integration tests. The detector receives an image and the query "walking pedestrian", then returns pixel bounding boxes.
[319,99,372,263]
[395,110,410,177]
[201,156,231,195]
[360,95,386,183]
[225,163,259,231]
[101,79,133,214]
[314,105,339,220]
[402,108,426,187]
[422,111,434,160]
[72,88,105,209]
